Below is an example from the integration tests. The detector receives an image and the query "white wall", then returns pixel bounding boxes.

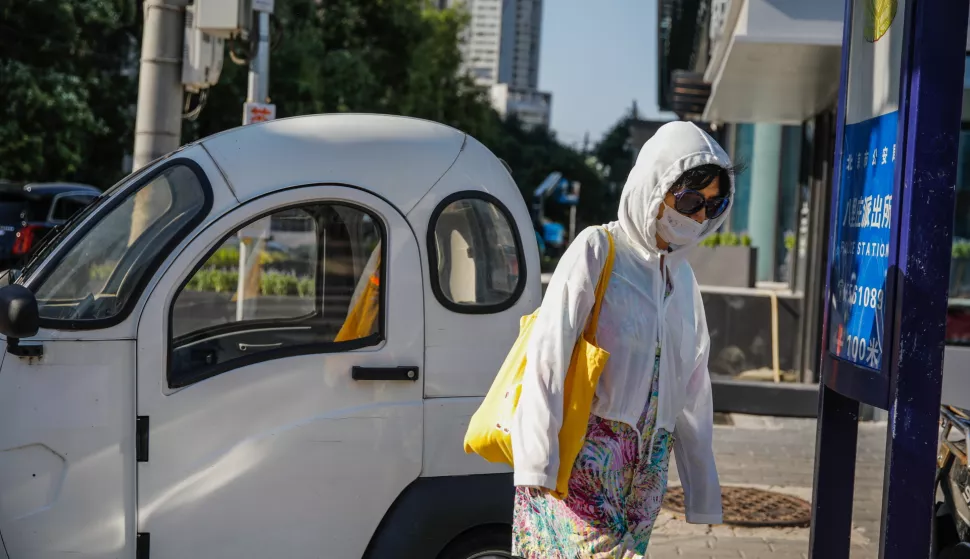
[736,0,843,46]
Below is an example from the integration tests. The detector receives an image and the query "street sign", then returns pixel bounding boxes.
[811,0,969,557]
[243,102,276,126]
[253,0,275,14]
[827,0,905,380]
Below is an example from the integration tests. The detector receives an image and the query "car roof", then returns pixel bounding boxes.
[199,113,467,215]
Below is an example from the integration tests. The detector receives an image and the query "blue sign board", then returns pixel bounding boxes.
[828,111,897,371]
[821,0,906,398]
[811,0,970,556]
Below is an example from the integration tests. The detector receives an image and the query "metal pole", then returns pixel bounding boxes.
[132,0,187,171]
[237,9,271,319]
[236,239,248,322]
[809,385,859,559]
[569,182,580,244]
[246,11,271,105]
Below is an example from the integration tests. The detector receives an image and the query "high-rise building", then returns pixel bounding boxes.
[499,0,542,91]
[439,0,506,87]
[441,0,552,129]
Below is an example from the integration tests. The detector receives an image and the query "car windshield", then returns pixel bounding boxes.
[12,192,109,283]
[23,163,207,324]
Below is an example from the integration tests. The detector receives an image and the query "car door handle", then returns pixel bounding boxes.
[351,366,420,381]
[239,342,283,351]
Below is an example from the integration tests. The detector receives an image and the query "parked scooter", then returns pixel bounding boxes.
[933,406,970,558]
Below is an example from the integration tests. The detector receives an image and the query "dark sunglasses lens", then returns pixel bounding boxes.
[707,198,729,219]
[674,191,706,215]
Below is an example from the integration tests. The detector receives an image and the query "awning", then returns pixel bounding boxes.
[702,0,843,124]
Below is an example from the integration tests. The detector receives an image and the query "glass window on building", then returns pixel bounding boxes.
[730,123,755,234]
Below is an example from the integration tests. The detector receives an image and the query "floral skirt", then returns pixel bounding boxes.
[512,371,673,559]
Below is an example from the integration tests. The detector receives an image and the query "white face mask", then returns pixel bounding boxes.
[656,201,707,246]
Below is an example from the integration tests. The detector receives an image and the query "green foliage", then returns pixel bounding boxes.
[4,0,617,227]
[720,232,740,247]
[184,267,315,298]
[187,267,240,293]
[182,0,614,226]
[202,246,288,268]
[185,0,500,144]
[954,240,970,260]
[88,263,115,283]
[0,0,139,185]
[698,232,754,248]
[784,232,796,251]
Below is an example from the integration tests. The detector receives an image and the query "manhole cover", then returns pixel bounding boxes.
[663,486,811,527]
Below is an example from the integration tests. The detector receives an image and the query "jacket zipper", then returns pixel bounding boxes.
[631,260,670,460]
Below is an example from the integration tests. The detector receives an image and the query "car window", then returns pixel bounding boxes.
[32,164,208,325]
[0,194,47,224]
[169,203,384,387]
[50,194,96,223]
[429,194,523,312]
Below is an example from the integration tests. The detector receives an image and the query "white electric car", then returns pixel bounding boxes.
[0,114,538,559]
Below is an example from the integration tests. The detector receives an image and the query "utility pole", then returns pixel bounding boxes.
[242,4,274,125]
[130,0,186,245]
[247,11,271,108]
[237,3,273,320]
[132,0,188,171]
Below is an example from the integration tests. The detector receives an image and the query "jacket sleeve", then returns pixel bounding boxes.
[511,227,607,489]
[673,278,723,524]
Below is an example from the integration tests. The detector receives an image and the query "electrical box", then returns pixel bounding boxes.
[194,0,252,39]
[182,4,226,92]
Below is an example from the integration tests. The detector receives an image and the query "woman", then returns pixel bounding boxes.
[511,121,739,558]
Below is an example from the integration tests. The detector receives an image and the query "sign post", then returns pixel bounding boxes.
[810,0,969,558]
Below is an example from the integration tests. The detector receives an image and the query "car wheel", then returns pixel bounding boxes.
[437,526,515,559]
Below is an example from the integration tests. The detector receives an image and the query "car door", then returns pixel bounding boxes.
[136,185,424,559]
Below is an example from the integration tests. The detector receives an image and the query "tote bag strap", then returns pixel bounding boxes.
[584,227,616,344]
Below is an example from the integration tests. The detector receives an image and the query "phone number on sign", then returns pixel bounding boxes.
[838,281,884,310]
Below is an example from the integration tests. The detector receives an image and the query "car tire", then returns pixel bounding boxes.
[436,526,515,559]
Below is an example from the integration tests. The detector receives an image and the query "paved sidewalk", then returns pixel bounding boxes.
[650,414,888,558]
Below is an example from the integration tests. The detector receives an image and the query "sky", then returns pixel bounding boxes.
[538,0,675,148]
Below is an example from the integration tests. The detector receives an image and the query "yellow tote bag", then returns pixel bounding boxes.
[463,228,615,499]
[335,253,382,343]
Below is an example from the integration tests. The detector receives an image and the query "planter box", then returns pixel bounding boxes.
[687,245,758,288]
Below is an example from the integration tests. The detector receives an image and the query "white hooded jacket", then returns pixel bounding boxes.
[511,121,732,525]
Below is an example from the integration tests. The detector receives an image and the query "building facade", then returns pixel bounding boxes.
[441,0,552,128]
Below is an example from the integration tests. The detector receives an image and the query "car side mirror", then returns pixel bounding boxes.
[0,285,41,357]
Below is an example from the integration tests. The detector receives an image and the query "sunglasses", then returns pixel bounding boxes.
[671,188,730,220]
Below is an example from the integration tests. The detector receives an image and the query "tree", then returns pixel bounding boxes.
[591,112,638,219]
[0,0,620,231]
[186,0,499,144]
[0,0,139,186]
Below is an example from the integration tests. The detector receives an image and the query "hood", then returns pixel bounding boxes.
[618,121,735,260]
